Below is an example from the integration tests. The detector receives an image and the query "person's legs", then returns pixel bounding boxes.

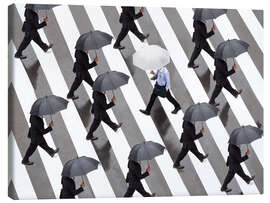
[32,31,48,51]
[236,167,252,183]
[166,90,181,114]
[22,143,38,163]
[39,141,56,157]
[114,25,129,47]
[202,41,215,59]
[221,169,235,190]
[136,182,152,197]
[209,83,223,104]
[124,186,135,197]
[145,92,158,113]
[189,144,205,161]
[102,113,119,131]
[188,46,202,67]
[15,32,32,57]
[67,77,82,98]
[174,146,189,166]
[223,79,240,97]
[129,23,147,42]
[83,73,94,87]
[87,118,101,139]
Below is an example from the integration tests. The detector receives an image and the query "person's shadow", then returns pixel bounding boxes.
[219,102,230,127]
[25,60,40,90]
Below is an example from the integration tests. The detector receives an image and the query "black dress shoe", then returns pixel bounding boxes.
[67,94,79,100]
[221,187,232,193]
[173,164,184,170]
[188,64,199,69]
[141,33,150,42]
[22,160,34,165]
[14,54,27,59]
[139,109,150,116]
[247,175,255,184]
[209,102,219,107]
[235,89,243,98]
[151,193,156,197]
[171,106,181,114]
[200,154,208,162]
[44,44,53,52]
[113,44,125,50]
[113,123,123,132]
[50,148,59,157]
[86,135,98,141]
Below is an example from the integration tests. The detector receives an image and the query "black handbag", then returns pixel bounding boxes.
[153,83,167,98]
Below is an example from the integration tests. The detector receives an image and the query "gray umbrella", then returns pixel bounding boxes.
[30,95,68,121]
[193,8,227,21]
[75,31,113,56]
[128,141,165,164]
[229,125,263,146]
[25,4,60,11]
[62,156,99,178]
[215,39,249,63]
[93,71,129,95]
[183,102,218,122]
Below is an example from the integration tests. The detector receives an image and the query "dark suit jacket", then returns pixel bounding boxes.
[192,20,214,48]
[126,160,149,188]
[22,9,47,32]
[28,115,52,145]
[91,91,115,119]
[59,176,84,199]
[226,144,248,170]
[73,50,97,77]
[119,7,143,25]
[213,58,235,82]
[180,121,203,148]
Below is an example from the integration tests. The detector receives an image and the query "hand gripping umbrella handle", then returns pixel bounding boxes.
[246,144,249,151]
[147,160,150,168]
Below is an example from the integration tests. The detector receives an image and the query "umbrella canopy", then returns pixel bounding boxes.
[229,125,263,145]
[62,156,99,178]
[128,141,165,162]
[30,95,68,116]
[183,102,218,122]
[215,39,249,60]
[75,30,113,51]
[193,8,227,21]
[93,71,129,93]
[25,4,60,10]
[133,45,170,70]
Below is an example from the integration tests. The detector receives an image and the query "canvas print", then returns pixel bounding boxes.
[8,3,263,200]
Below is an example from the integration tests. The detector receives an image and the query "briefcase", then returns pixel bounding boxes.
[153,83,167,98]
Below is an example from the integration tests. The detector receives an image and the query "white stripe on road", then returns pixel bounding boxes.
[83,5,189,196]
[16,4,115,198]
[9,42,62,198]
[177,8,263,165]
[115,6,223,195]
[8,131,37,200]
[53,5,150,196]
[237,9,263,52]
[147,7,260,194]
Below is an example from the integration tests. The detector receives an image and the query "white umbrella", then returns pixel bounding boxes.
[132,45,170,70]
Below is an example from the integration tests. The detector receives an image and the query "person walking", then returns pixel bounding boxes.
[221,144,255,192]
[124,160,156,197]
[59,176,85,199]
[209,58,242,106]
[113,6,149,50]
[173,120,208,169]
[86,91,122,141]
[15,7,53,59]
[67,50,99,100]
[188,20,216,69]
[140,67,181,115]
[21,115,59,165]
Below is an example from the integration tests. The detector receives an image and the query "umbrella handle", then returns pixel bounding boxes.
[147,160,150,168]
[50,115,53,123]
[81,175,84,183]
[246,144,249,151]
[95,50,97,58]
[112,90,115,97]
[233,57,235,65]
[212,19,214,27]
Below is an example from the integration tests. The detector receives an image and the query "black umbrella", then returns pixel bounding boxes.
[215,39,249,63]
[193,8,227,25]
[75,31,113,57]
[229,125,263,149]
[128,141,165,167]
[93,71,129,96]
[30,95,68,121]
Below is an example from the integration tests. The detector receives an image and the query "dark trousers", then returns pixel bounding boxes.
[114,23,145,46]
[67,73,94,97]
[146,90,180,113]
[174,143,205,165]
[221,166,251,189]
[87,113,118,137]
[22,141,55,162]
[209,79,239,104]
[15,31,48,56]
[124,182,151,197]
[188,41,215,66]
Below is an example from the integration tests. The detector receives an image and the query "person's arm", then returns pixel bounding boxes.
[26,10,47,29]
[32,118,52,135]
[218,62,235,77]
[197,23,214,39]
[126,7,143,20]
[68,181,84,196]
[187,125,202,140]
[131,163,149,179]
[88,61,97,70]
[98,94,115,110]
[231,148,249,163]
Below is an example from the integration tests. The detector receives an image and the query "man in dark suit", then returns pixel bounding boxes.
[59,176,85,199]
[173,120,208,169]
[209,58,242,106]
[221,144,255,192]
[15,7,53,59]
[86,91,122,141]
[67,50,99,100]
[21,115,59,165]
[113,6,149,50]
[124,160,155,197]
[188,20,216,69]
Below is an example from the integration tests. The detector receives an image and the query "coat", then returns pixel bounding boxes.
[28,115,52,145]
[213,58,235,82]
[22,9,47,32]
[91,91,115,119]
[192,20,214,48]
[73,50,97,77]
[126,160,149,188]
[226,144,249,171]
[119,6,143,25]
[59,176,84,199]
[180,121,203,148]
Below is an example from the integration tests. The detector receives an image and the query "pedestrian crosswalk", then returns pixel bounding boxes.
[8,4,263,199]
